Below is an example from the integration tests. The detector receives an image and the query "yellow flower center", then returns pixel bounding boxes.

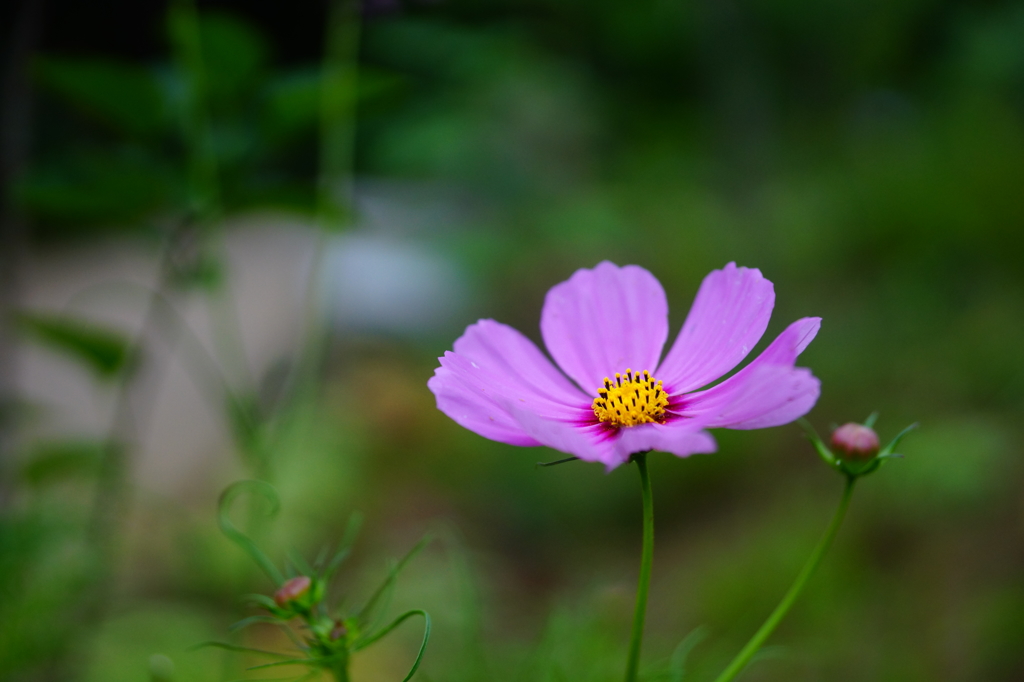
[592,369,669,428]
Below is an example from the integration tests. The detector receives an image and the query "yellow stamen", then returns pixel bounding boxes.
[592,369,669,428]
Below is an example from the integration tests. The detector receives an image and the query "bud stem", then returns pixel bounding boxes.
[712,475,857,682]
[624,452,654,682]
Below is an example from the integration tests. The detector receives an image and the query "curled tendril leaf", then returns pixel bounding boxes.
[352,609,431,682]
[218,480,285,586]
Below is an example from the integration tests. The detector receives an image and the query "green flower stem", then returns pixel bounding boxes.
[328,653,350,682]
[625,452,654,682]
[712,476,857,682]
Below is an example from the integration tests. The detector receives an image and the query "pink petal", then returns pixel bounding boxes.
[682,317,822,429]
[657,263,775,393]
[504,404,619,468]
[509,404,716,472]
[453,319,588,407]
[614,421,718,462]
[541,262,669,396]
[429,369,541,446]
[428,320,589,446]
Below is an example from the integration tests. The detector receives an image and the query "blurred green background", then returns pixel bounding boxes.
[2,0,1023,680]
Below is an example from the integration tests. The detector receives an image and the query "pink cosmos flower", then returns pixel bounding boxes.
[428,262,821,471]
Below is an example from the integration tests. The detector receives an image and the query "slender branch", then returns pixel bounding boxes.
[711,476,857,682]
[624,453,654,682]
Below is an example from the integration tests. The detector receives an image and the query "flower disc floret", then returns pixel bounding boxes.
[593,369,669,428]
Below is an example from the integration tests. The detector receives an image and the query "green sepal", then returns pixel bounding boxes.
[837,457,882,478]
[878,422,918,458]
[310,577,326,605]
[798,418,837,467]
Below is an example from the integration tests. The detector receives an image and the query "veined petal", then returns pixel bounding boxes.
[541,262,669,395]
[682,317,822,429]
[657,263,774,394]
[428,320,589,446]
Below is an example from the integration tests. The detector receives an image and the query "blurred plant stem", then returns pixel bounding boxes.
[289,0,362,409]
[168,0,260,473]
[0,0,43,509]
[624,452,654,682]
[711,476,857,682]
[168,0,221,220]
[318,0,360,223]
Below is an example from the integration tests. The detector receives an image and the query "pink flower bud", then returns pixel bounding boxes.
[274,576,312,607]
[830,423,880,460]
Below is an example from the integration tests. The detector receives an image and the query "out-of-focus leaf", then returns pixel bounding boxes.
[262,67,405,143]
[20,440,107,487]
[33,57,166,137]
[198,12,269,108]
[16,312,132,379]
[263,70,321,141]
[14,151,177,224]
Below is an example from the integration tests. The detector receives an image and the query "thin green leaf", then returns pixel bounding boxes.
[863,412,879,429]
[229,615,285,632]
[218,480,285,585]
[246,659,316,671]
[288,549,315,578]
[353,609,431,682]
[241,593,281,611]
[323,511,363,581]
[798,418,836,467]
[879,422,919,458]
[357,535,430,625]
[16,312,132,379]
[669,626,708,682]
[291,671,321,682]
[190,641,295,659]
